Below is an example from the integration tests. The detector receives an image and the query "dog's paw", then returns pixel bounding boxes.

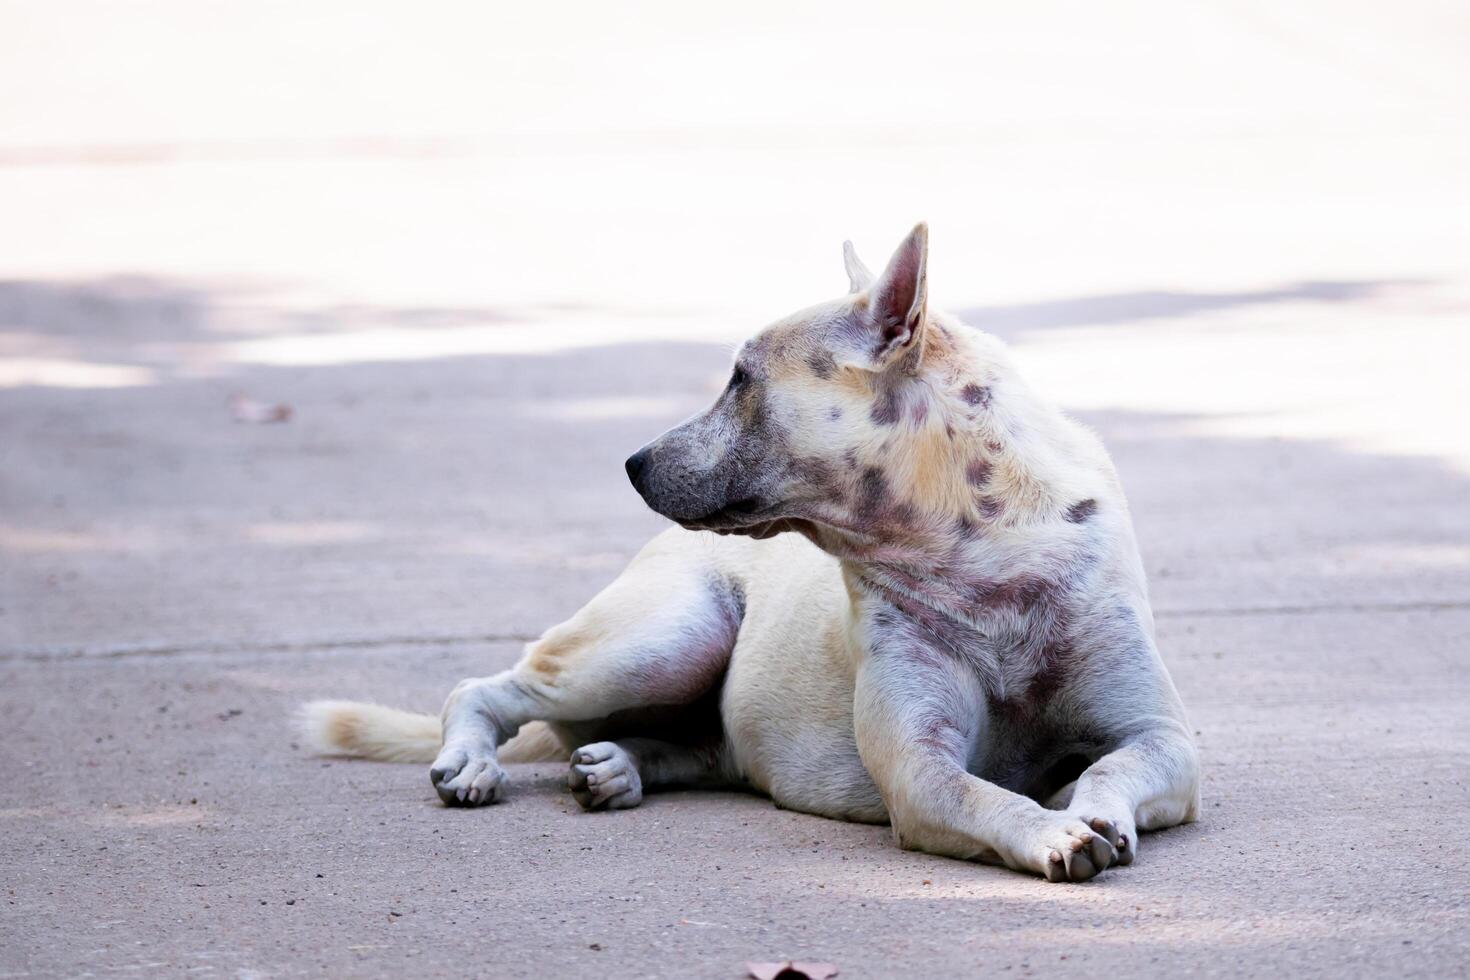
[568,742,644,811]
[1022,813,1119,883]
[1074,814,1135,867]
[429,739,507,806]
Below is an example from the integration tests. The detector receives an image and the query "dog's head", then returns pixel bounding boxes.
[627,223,979,545]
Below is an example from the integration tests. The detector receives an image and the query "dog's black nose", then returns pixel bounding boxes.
[624,448,650,488]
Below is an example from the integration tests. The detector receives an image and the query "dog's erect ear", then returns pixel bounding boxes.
[855,223,928,369]
[842,240,873,293]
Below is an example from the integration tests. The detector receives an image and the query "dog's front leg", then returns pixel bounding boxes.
[853,650,1118,882]
[1060,722,1201,866]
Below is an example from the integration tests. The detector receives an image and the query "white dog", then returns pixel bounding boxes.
[304,224,1200,882]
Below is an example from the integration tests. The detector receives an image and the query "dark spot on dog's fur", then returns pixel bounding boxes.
[967,574,1053,613]
[868,581,986,670]
[1066,498,1098,523]
[965,459,992,487]
[960,383,991,408]
[977,496,1003,520]
[842,464,921,542]
[871,607,903,633]
[791,455,836,491]
[870,387,901,426]
[829,406,842,421]
[1026,639,1073,705]
[807,348,836,379]
[910,399,929,425]
[986,439,1004,454]
[842,448,859,470]
[857,467,889,518]
[982,612,1081,731]
[953,515,976,537]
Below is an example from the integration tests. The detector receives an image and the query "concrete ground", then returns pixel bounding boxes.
[2,2,1469,977]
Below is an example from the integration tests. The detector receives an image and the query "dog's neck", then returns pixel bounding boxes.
[808,315,1095,622]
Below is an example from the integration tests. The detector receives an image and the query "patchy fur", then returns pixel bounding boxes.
[302,224,1200,883]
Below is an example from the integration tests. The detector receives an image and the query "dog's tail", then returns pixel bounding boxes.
[297,700,567,764]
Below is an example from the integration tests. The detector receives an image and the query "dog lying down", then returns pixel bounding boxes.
[303,224,1200,882]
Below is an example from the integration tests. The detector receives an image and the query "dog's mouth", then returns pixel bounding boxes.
[656,491,814,541]
[678,497,771,532]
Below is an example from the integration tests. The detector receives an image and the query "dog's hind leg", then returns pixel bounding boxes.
[430,531,743,805]
[566,737,731,810]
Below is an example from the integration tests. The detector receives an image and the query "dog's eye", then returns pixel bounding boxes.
[729,364,748,388]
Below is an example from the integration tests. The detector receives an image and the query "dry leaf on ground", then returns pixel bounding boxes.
[230,394,293,423]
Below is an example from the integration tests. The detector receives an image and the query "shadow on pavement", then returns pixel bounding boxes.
[957,279,1424,341]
